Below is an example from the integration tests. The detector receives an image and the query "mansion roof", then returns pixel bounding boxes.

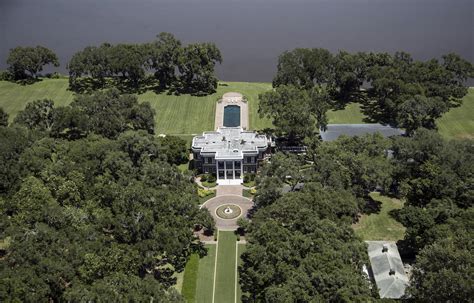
[192,127,268,160]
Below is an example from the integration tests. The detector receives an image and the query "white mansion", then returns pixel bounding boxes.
[192,127,269,185]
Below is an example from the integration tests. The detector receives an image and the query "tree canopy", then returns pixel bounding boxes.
[0,92,213,302]
[270,48,474,136]
[67,33,222,95]
[258,85,329,142]
[243,126,473,301]
[0,108,9,126]
[12,89,155,140]
[240,183,374,302]
[7,46,59,80]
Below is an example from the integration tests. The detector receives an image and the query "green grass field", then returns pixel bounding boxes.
[181,231,244,303]
[181,253,200,302]
[195,245,217,303]
[214,231,238,303]
[436,87,474,139]
[327,103,366,124]
[352,193,406,241]
[0,79,473,139]
[0,79,272,135]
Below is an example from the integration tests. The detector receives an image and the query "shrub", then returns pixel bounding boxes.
[250,188,257,195]
[207,174,216,183]
[46,72,61,79]
[0,70,12,81]
[200,174,208,182]
[243,174,250,183]
[198,188,214,198]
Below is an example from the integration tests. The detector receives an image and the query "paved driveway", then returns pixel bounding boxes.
[201,194,253,230]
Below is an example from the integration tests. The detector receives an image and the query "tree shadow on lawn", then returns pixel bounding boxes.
[361,194,382,215]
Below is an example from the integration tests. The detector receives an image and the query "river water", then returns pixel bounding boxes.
[0,0,472,82]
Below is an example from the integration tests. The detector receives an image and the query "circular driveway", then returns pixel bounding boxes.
[201,195,253,230]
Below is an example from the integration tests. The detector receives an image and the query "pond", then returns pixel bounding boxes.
[223,105,240,127]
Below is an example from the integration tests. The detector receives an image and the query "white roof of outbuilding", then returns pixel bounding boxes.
[320,124,405,141]
[366,241,409,299]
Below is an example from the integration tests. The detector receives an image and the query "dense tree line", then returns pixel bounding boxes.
[0,91,213,301]
[241,130,473,302]
[68,32,222,95]
[3,33,221,95]
[389,129,473,302]
[260,49,474,141]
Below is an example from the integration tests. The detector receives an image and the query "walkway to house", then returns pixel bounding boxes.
[214,92,249,130]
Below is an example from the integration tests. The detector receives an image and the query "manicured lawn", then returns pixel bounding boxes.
[214,231,238,303]
[327,103,366,124]
[0,79,273,134]
[0,79,75,122]
[182,232,243,303]
[137,81,273,135]
[195,244,217,303]
[352,192,406,241]
[182,253,200,302]
[437,87,474,139]
[1,79,472,139]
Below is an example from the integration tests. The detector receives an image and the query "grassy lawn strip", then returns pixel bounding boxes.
[181,253,199,302]
[352,192,406,241]
[215,231,237,303]
[236,243,246,303]
[195,244,217,303]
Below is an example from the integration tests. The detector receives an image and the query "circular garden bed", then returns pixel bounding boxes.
[216,204,242,219]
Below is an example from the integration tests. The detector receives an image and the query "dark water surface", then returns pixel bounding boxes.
[223,105,241,127]
[0,0,472,82]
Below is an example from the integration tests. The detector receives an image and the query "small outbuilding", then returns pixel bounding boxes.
[366,241,409,299]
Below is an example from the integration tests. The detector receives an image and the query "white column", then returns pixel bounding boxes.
[216,159,219,181]
[224,161,227,180]
[232,160,235,179]
[241,160,243,179]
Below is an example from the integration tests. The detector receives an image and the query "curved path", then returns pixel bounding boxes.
[201,194,253,230]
